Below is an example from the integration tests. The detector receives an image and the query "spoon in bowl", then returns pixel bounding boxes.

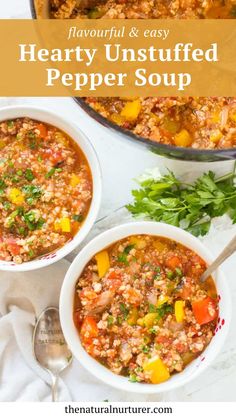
[200,234,236,283]
[33,307,72,402]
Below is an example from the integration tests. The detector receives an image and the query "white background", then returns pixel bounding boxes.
[0,0,236,402]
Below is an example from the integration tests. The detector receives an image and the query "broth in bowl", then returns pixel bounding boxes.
[73,234,218,384]
[0,118,92,263]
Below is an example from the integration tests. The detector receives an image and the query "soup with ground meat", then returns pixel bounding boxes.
[85,97,236,149]
[49,0,236,19]
[74,234,218,384]
[0,118,92,263]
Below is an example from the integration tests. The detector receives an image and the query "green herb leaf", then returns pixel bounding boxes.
[22,184,42,205]
[129,374,138,383]
[23,210,45,231]
[45,167,62,179]
[72,214,84,222]
[120,303,129,319]
[117,244,135,265]
[127,170,236,237]
[148,302,173,320]
[25,169,35,182]
[141,345,150,354]
[107,316,114,327]
[0,179,7,193]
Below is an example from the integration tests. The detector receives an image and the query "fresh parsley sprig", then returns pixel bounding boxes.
[127,170,236,237]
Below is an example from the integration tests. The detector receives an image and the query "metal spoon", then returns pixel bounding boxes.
[201,234,236,282]
[33,307,72,402]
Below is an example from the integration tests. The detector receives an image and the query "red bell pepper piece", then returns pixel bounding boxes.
[80,317,98,342]
[165,256,182,270]
[36,123,48,139]
[192,296,218,325]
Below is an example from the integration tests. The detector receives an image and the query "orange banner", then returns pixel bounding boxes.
[0,20,235,96]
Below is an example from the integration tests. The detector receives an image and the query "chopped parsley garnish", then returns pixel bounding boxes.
[148,304,157,313]
[28,131,36,139]
[175,267,183,277]
[107,316,114,327]
[0,179,7,194]
[22,185,42,204]
[6,207,24,228]
[3,201,11,210]
[72,214,84,222]
[18,226,26,237]
[148,302,173,321]
[129,374,138,383]
[117,244,135,265]
[12,176,20,184]
[117,316,123,325]
[25,169,35,182]
[7,120,14,128]
[45,167,62,179]
[120,303,129,319]
[141,345,150,354]
[28,249,34,258]
[23,210,45,231]
[167,270,174,280]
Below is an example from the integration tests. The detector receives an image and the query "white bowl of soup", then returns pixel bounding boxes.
[60,221,231,393]
[0,106,102,271]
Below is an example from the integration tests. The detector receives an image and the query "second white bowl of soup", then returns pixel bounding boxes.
[60,221,231,393]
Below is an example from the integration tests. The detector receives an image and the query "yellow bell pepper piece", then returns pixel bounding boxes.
[60,218,71,233]
[211,111,221,123]
[70,174,80,187]
[129,236,146,249]
[157,295,169,307]
[210,130,222,143]
[150,112,161,123]
[175,300,185,323]
[174,129,192,147]
[95,250,110,278]
[110,113,125,126]
[143,356,170,384]
[153,240,166,252]
[127,307,139,326]
[120,99,141,122]
[8,188,24,205]
[0,139,5,149]
[143,313,158,328]
[137,317,145,327]
[230,113,236,123]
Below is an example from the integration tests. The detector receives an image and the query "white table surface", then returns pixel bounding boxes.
[0,0,236,402]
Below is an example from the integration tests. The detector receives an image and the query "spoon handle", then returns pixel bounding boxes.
[201,234,236,282]
[51,374,59,402]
